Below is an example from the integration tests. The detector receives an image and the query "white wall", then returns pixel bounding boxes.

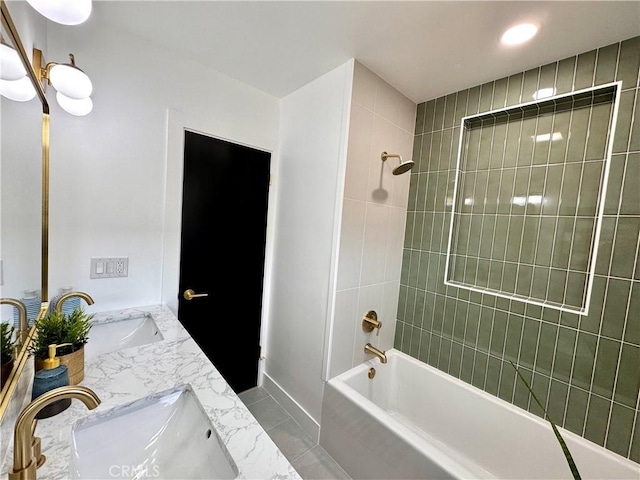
[44,20,279,313]
[329,61,416,378]
[265,59,353,439]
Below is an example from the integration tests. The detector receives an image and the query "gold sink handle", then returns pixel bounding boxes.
[9,385,101,480]
[183,289,209,301]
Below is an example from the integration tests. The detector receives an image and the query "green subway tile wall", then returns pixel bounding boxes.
[447,87,616,313]
[396,36,640,461]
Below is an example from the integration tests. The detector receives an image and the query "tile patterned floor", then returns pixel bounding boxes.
[238,386,351,480]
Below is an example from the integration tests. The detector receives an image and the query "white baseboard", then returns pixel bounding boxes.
[262,372,320,443]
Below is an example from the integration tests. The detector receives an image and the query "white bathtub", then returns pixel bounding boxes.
[319,349,639,480]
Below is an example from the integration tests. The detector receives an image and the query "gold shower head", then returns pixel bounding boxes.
[381,151,414,175]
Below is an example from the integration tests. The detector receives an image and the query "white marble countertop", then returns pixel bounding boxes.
[3,305,301,480]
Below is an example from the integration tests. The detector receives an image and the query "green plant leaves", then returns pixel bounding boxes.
[1,322,16,364]
[29,307,94,358]
[510,361,582,480]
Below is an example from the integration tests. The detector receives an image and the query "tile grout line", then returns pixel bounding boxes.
[571,45,606,439]
[536,62,562,415]
[557,53,584,430]
[430,114,455,368]
[517,68,544,413]
[559,69,607,313]
[507,69,529,405]
[440,92,458,372]
[471,82,498,388]
[493,75,515,395]
[542,53,581,314]
[444,92,465,374]
[490,74,519,396]
[600,41,627,449]
[514,71,541,304]
[456,88,484,379]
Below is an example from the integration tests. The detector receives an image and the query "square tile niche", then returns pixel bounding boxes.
[445,82,621,316]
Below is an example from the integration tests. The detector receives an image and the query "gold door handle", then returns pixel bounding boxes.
[183,289,209,301]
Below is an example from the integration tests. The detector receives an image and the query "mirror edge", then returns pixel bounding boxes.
[0,0,49,421]
[0,310,41,416]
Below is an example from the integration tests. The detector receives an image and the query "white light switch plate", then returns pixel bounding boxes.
[90,257,128,279]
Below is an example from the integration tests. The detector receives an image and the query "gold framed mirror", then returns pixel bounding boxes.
[0,0,49,419]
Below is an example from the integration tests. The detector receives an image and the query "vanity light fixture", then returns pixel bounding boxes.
[0,40,26,80]
[0,76,36,102]
[500,22,538,46]
[33,48,93,116]
[25,0,91,25]
[0,39,35,101]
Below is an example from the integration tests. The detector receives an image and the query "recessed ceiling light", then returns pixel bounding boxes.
[533,87,556,100]
[501,23,538,46]
[532,132,563,143]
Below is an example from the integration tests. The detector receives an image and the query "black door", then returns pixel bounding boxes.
[178,130,271,393]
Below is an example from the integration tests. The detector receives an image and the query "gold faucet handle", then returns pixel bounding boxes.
[31,437,44,468]
[362,310,382,335]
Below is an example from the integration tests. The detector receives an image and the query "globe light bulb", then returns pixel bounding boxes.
[56,91,93,116]
[25,0,91,26]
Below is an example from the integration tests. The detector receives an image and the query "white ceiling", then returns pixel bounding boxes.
[91,1,640,103]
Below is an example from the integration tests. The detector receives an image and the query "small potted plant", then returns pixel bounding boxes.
[30,307,94,384]
[1,322,16,389]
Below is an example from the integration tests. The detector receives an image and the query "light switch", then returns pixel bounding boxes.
[90,257,128,279]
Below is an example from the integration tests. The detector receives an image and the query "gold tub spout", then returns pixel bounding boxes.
[54,291,94,314]
[9,385,101,480]
[364,343,387,364]
[0,298,29,344]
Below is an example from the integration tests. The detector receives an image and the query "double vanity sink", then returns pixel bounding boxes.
[70,384,238,479]
[83,312,164,360]
[73,314,237,479]
[3,305,300,480]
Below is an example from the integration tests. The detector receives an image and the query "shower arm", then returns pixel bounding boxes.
[381,150,414,176]
[381,152,402,162]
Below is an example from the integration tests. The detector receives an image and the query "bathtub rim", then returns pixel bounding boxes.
[324,352,490,479]
[326,348,639,475]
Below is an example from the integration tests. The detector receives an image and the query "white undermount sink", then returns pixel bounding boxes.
[69,384,238,479]
[85,313,164,360]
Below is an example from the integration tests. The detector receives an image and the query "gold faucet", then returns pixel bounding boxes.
[0,298,29,344]
[364,343,387,364]
[9,385,101,480]
[54,291,94,314]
